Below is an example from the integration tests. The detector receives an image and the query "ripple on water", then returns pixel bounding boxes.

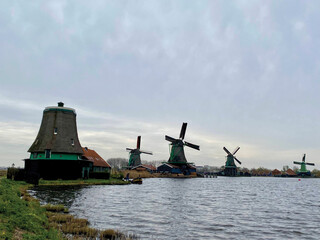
[30,177,320,240]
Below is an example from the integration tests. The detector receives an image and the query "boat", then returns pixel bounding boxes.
[131,177,143,184]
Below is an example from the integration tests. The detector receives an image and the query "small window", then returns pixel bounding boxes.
[71,139,74,146]
[33,153,38,158]
[54,128,58,135]
[45,149,51,159]
[35,139,39,145]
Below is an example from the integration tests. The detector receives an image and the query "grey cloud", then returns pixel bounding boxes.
[0,1,319,170]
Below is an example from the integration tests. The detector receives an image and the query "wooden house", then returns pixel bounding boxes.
[25,102,92,180]
[131,164,156,172]
[271,169,282,177]
[286,168,297,177]
[82,147,111,172]
[157,163,196,175]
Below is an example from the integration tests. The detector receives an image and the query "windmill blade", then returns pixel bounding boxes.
[293,161,302,165]
[232,146,240,155]
[184,141,200,150]
[126,148,134,152]
[223,147,232,155]
[165,135,177,143]
[137,136,141,149]
[302,154,306,162]
[140,150,153,155]
[306,163,315,166]
[179,122,187,140]
[234,156,241,165]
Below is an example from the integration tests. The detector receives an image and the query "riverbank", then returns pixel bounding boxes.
[0,178,62,239]
[0,178,137,239]
[38,178,130,186]
[122,170,197,179]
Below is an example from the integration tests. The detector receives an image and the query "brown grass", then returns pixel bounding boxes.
[42,204,69,213]
[101,229,126,239]
[0,169,7,177]
[45,206,139,239]
[122,170,159,179]
[13,228,26,240]
[47,210,98,238]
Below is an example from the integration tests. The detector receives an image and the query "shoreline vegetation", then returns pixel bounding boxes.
[1,167,320,239]
[0,174,138,240]
[38,178,130,187]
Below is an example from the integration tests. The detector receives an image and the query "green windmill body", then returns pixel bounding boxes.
[293,154,315,176]
[127,136,152,168]
[223,146,241,176]
[165,123,200,165]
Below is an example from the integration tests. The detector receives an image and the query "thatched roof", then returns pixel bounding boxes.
[28,104,83,154]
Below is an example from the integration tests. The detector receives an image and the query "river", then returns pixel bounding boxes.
[29,177,320,240]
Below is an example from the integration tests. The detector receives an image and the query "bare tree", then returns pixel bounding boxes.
[107,158,128,170]
[141,160,165,167]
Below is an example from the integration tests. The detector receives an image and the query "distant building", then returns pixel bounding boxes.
[286,168,297,177]
[131,164,156,172]
[25,102,92,179]
[157,163,182,174]
[157,163,196,175]
[271,169,282,177]
[82,147,111,172]
[196,166,204,173]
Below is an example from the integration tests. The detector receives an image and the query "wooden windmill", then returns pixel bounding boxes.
[223,146,241,176]
[293,154,315,177]
[165,122,200,165]
[25,102,91,180]
[126,136,152,167]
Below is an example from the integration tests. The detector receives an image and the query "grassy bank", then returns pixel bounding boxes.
[0,170,7,178]
[0,178,62,240]
[0,178,137,239]
[38,178,130,186]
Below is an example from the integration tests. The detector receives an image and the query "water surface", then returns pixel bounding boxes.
[30,177,320,239]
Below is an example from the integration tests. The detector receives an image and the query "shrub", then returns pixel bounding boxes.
[111,171,124,179]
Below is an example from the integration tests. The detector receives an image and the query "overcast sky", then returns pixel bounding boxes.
[0,0,319,170]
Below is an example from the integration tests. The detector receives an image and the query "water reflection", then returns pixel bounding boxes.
[29,185,86,208]
[30,178,320,240]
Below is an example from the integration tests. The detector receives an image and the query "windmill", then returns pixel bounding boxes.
[126,136,152,168]
[293,154,315,176]
[223,146,241,176]
[25,102,91,180]
[165,122,200,165]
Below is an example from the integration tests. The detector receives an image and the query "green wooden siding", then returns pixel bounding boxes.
[93,166,110,172]
[30,152,80,160]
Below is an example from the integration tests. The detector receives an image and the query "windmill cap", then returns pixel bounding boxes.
[44,102,76,114]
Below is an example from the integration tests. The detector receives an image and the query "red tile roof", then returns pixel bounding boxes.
[271,169,281,175]
[82,147,111,168]
[286,168,297,176]
[132,164,157,171]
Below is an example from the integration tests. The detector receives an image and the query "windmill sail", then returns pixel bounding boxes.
[165,135,177,143]
[166,122,200,164]
[223,146,242,176]
[179,123,187,139]
[185,141,200,150]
